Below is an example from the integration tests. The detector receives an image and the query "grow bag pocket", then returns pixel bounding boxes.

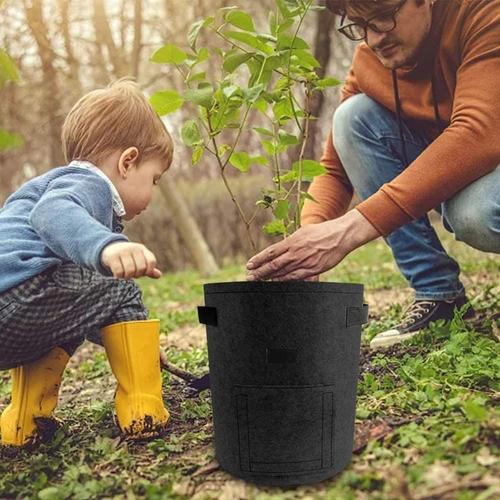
[232,384,335,476]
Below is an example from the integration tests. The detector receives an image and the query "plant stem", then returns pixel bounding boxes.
[248,205,262,225]
[272,121,281,192]
[284,1,313,136]
[222,105,252,170]
[221,55,268,170]
[295,84,312,231]
[206,111,257,253]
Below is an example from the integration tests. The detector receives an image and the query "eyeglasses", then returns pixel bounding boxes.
[338,0,407,41]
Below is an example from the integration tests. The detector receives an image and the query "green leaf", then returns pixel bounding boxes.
[262,140,276,155]
[277,19,295,34]
[272,99,293,123]
[188,17,214,50]
[278,130,299,145]
[462,399,487,422]
[280,159,327,182]
[222,84,240,98]
[186,71,207,84]
[259,55,283,81]
[243,84,264,103]
[263,219,287,236]
[192,145,204,165]
[0,129,23,150]
[181,120,202,147]
[276,34,309,50]
[251,155,268,166]
[315,77,342,89]
[293,159,326,179]
[0,49,19,88]
[229,151,251,172]
[253,98,268,112]
[150,44,187,64]
[223,52,254,73]
[224,31,273,54]
[37,486,61,500]
[185,85,213,108]
[218,144,231,157]
[150,90,184,115]
[224,9,255,32]
[253,127,274,137]
[276,0,292,18]
[301,191,318,203]
[269,11,278,35]
[274,199,289,220]
[197,47,209,62]
[291,49,320,69]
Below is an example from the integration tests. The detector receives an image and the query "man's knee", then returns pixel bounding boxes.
[444,195,500,253]
[333,93,385,154]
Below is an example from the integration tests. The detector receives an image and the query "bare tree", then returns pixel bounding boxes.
[57,0,82,98]
[92,0,128,78]
[24,0,65,166]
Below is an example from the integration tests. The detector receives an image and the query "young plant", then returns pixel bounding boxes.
[150,0,340,252]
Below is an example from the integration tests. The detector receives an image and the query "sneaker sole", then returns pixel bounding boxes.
[369,329,421,350]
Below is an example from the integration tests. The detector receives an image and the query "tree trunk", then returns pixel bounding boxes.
[93,0,128,78]
[130,0,142,78]
[24,0,65,166]
[305,0,334,161]
[159,176,219,277]
[57,0,82,98]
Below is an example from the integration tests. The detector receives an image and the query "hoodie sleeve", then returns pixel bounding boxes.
[301,58,361,225]
[356,1,500,235]
[29,172,129,274]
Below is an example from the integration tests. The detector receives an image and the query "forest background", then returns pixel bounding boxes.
[0,0,355,274]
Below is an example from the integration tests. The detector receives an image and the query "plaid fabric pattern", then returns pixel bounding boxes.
[0,262,148,370]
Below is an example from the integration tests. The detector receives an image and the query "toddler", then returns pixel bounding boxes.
[0,79,173,446]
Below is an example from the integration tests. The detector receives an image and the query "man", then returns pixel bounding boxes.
[246,0,500,349]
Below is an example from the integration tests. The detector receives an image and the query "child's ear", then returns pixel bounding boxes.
[118,147,139,178]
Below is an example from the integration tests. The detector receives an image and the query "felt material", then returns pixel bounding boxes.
[198,281,367,486]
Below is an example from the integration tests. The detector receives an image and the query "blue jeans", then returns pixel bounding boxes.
[333,93,500,300]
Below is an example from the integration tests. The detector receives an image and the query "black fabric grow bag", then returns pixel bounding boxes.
[198,281,368,486]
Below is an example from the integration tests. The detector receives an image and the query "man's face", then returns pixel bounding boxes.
[346,0,434,69]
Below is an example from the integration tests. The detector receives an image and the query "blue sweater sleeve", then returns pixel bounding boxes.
[29,173,128,274]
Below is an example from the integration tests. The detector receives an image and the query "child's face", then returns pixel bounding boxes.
[117,155,169,221]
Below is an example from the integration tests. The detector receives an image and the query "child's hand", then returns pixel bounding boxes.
[101,242,162,279]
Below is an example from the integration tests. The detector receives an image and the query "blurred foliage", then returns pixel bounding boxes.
[0,47,23,151]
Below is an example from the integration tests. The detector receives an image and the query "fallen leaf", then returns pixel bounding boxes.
[353,418,393,453]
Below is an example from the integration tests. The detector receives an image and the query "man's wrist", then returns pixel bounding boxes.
[332,209,381,253]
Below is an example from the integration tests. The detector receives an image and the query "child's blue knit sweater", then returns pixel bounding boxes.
[0,166,129,294]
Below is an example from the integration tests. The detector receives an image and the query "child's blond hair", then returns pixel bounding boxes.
[62,78,173,168]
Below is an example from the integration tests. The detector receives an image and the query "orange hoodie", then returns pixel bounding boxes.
[300,0,500,236]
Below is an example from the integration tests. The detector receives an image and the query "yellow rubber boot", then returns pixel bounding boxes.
[101,319,169,439]
[0,347,70,447]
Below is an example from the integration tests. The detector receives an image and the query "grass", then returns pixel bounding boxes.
[0,226,498,499]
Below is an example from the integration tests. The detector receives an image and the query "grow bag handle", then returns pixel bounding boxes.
[197,306,218,326]
[346,304,369,327]
[198,304,369,327]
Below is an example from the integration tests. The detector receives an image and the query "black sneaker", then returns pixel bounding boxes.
[369,294,475,350]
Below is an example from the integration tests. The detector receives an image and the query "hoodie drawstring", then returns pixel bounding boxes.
[392,69,409,167]
[391,69,446,168]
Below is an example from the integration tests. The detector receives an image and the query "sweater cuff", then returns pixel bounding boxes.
[300,214,328,225]
[356,190,413,236]
[94,235,129,276]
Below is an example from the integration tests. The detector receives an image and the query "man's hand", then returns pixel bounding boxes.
[101,242,162,279]
[246,209,380,281]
